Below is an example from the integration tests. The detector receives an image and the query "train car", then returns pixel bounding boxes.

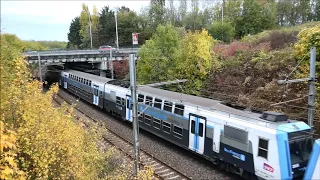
[60,70,314,180]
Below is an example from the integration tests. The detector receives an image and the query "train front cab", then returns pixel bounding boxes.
[275,122,314,180]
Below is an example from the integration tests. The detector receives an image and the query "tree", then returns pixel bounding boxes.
[277,0,313,26]
[166,0,180,26]
[178,0,187,26]
[91,6,100,48]
[1,34,48,52]
[117,7,140,46]
[235,0,276,38]
[67,17,82,49]
[0,34,110,179]
[137,24,180,84]
[207,21,234,43]
[174,29,217,95]
[98,6,116,46]
[148,0,166,29]
[79,4,99,49]
[137,6,154,45]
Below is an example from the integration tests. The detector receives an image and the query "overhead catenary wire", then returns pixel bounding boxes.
[130,48,316,126]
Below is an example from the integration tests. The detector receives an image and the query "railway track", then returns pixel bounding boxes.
[53,91,191,180]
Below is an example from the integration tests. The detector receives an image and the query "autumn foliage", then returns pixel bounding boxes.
[137,25,216,95]
[1,35,153,179]
[202,23,320,136]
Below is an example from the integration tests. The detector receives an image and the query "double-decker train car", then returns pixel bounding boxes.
[60,70,316,180]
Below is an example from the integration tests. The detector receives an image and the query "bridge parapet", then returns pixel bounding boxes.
[23,48,139,57]
[24,49,138,64]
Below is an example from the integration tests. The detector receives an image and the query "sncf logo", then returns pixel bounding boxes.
[263,163,274,173]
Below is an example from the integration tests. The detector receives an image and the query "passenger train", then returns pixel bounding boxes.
[59,70,318,180]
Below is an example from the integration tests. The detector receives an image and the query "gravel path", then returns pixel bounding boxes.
[58,89,237,180]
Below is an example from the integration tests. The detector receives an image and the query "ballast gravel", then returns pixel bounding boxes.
[58,89,237,180]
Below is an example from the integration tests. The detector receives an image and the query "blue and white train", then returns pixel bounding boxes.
[60,70,320,180]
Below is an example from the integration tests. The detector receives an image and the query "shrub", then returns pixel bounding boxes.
[1,34,108,179]
[212,41,250,59]
[0,121,25,180]
[207,21,235,43]
[113,60,129,80]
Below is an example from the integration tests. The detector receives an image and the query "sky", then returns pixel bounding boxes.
[1,1,149,42]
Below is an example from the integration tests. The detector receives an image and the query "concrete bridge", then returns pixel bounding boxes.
[23,48,139,64]
[24,48,139,80]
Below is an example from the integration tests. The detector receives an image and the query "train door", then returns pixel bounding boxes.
[126,95,132,122]
[93,85,99,106]
[212,122,221,153]
[189,114,206,154]
[63,74,68,89]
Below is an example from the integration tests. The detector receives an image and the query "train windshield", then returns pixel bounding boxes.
[289,136,313,164]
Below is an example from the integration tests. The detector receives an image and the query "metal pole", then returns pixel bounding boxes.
[115,10,119,51]
[38,52,42,83]
[130,54,139,176]
[88,12,93,49]
[110,49,114,79]
[221,0,224,23]
[308,47,316,129]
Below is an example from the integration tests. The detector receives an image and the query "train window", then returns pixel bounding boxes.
[116,96,121,105]
[163,121,171,134]
[224,125,248,143]
[127,99,132,110]
[145,96,153,106]
[99,91,103,98]
[164,101,172,112]
[121,98,125,106]
[89,81,92,86]
[154,98,162,109]
[173,125,183,138]
[191,120,195,134]
[145,115,152,125]
[174,104,184,116]
[153,118,161,129]
[93,88,98,96]
[199,123,204,137]
[138,94,144,103]
[138,112,143,122]
[258,138,269,159]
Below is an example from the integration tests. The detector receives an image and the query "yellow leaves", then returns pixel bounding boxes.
[294,25,320,60]
[1,34,111,180]
[1,166,14,176]
[0,121,25,180]
[173,29,218,94]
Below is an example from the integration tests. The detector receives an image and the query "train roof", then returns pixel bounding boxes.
[65,70,112,84]
[137,85,298,127]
